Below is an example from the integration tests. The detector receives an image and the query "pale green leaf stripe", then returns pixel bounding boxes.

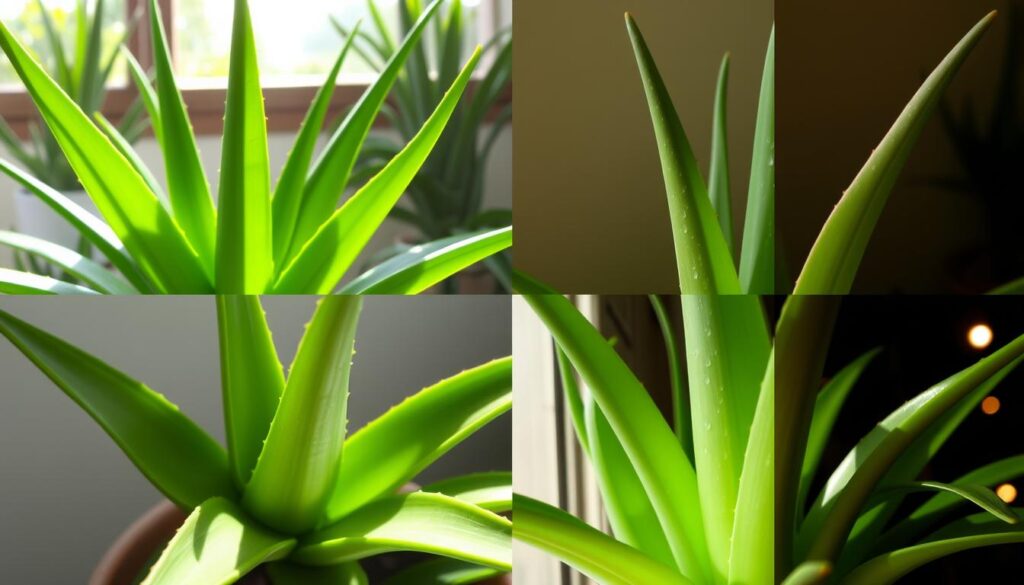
[265,562,368,585]
[780,562,832,585]
[339,227,512,294]
[326,357,511,522]
[273,47,483,294]
[384,558,503,585]
[422,471,512,513]
[729,350,774,585]
[142,498,295,585]
[844,510,1024,585]
[625,13,740,295]
[739,27,775,294]
[94,113,167,204]
[0,17,210,293]
[648,295,691,459]
[121,46,163,143]
[148,0,217,279]
[708,53,733,254]
[285,0,445,265]
[294,492,512,570]
[800,330,1024,564]
[243,297,361,534]
[0,230,135,294]
[795,13,993,294]
[518,278,711,581]
[874,481,1018,524]
[216,296,286,488]
[0,268,99,295]
[271,25,360,268]
[513,494,691,585]
[0,310,234,507]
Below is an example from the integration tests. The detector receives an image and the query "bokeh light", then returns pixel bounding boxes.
[967,324,993,349]
[981,396,1001,415]
[996,483,1017,504]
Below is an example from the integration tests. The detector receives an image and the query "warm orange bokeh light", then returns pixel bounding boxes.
[997,483,1017,504]
[981,396,1001,415]
[968,324,993,349]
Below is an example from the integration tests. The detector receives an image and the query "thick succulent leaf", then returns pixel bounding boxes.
[512,494,691,585]
[148,0,217,278]
[780,562,832,585]
[243,297,361,534]
[339,227,512,294]
[122,46,163,143]
[874,481,1017,524]
[625,13,740,295]
[799,330,1024,564]
[0,18,211,293]
[215,0,273,293]
[325,357,511,522]
[739,27,775,294]
[794,13,994,294]
[265,562,367,585]
[216,296,286,488]
[517,278,711,581]
[142,498,295,585]
[708,54,733,253]
[0,268,99,294]
[273,47,482,294]
[556,346,589,453]
[94,113,166,203]
[648,295,691,458]
[0,230,135,294]
[293,492,511,570]
[422,472,512,513]
[384,558,503,585]
[0,310,234,507]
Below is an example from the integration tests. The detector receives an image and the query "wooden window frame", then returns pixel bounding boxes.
[0,0,511,137]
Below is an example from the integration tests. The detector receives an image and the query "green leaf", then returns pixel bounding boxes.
[273,46,482,294]
[0,268,99,294]
[512,494,691,585]
[989,275,1024,295]
[243,297,361,534]
[148,0,217,280]
[556,345,589,453]
[293,492,512,570]
[122,46,163,143]
[625,13,740,295]
[35,0,72,90]
[739,27,775,294]
[215,0,273,293]
[648,295,691,459]
[385,558,503,585]
[0,310,235,508]
[0,17,211,293]
[780,562,832,585]
[0,116,46,178]
[708,53,733,254]
[142,498,295,585]
[422,471,512,513]
[873,481,1018,524]
[0,230,135,294]
[76,0,105,111]
[216,296,286,489]
[794,13,994,294]
[339,227,512,294]
[325,356,511,522]
[265,562,367,585]
[94,113,166,203]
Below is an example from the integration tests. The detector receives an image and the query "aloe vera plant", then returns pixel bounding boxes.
[335,0,513,292]
[0,0,512,295]
[0,296,512,584]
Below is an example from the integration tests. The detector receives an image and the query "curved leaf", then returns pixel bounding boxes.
[0,230,135,294]
[422,471,512,513]
[121,46,162,143]
[93,113,167,204]
[708,53,733,252]
[648,295,690,458]
[874,481,1018,524]
[0,268,99,295]
[780,562,832,585]
[384,558,504,585]
[739,27,775,294]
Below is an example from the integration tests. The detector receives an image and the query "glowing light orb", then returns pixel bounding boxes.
[981,396,1001,415]
[996,483,1017,504]
[967,324,993,349]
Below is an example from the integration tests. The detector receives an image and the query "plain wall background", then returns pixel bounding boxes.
[513,0,773,293]
[778,0,1016,293]
[0,295,511,582]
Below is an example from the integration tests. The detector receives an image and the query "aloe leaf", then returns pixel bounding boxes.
[708,53,733,253]
[148,0,217,279]
[243,297,361,534]
[648,295,691,458]
[273,47,482,294]
[284,0,445,265]
[0,230,134,294]
[843,510,1024,585]
[437,0,464,92]
[216,296,286,488]
[271,27,360,269]
[799,330,1024,565]
[0,116,46,178]
[76,0,104,111]
[214,0,273,293]
[0,268,99,294]
[728,350,774,585]
[0,18,211,293]
[265,562,368,585]
[794,13,994,294]
[625,13,740,295]
[989,276,1024,295]
[94,113,166,203]
[518,281,711,581]
[873,481,1018,524]
[422,472,512,513]
[71,0,87,92]
[739,27,775,294]
[142,498,295,585]
[338,227,512,294]
[0,310,235,507]
[556,346,589,453]
[384,558,503,585]
[325,357,511,522]
[122,46,163,143]
[512,494,691,585]
[367,0,397,53]
[798,348,882,512]
[780,562,832,585]
[293,492,511,570]
[35,0,72,89]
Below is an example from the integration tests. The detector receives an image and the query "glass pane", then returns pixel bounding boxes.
[172,0,493,85]
[0,0,127,89]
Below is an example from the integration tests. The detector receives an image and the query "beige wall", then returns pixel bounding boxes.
[513,0,773,293]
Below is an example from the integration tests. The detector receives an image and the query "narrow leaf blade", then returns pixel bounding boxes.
[0,230,135,294]
[422,471,512,513]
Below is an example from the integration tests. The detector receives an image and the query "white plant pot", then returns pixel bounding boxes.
[13,186,99,250]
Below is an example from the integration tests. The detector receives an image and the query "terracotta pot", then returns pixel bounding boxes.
[90,498,511,585]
